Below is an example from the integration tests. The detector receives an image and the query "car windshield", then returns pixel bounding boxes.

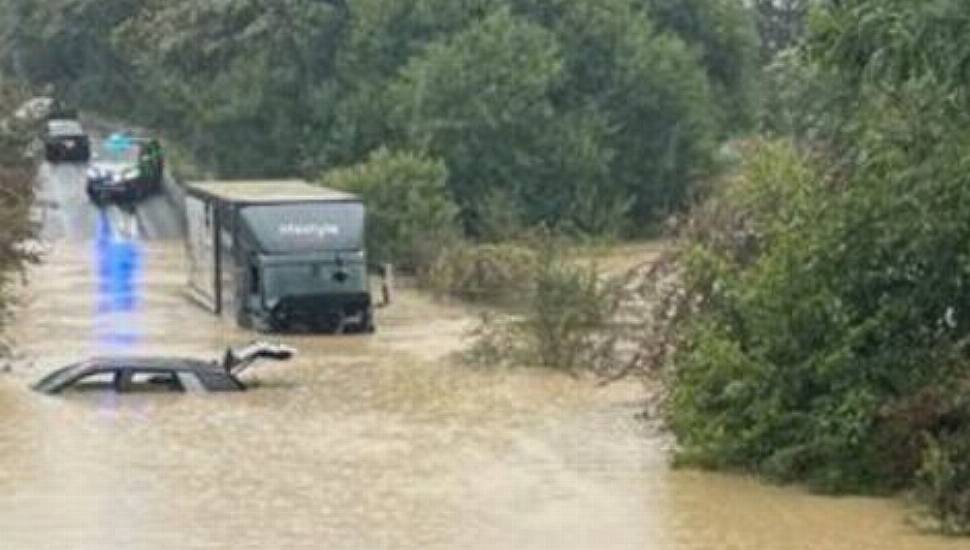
[48,120,83,136]
[33,364,84,391]
[262,264,330,304]
[98,145,139,164]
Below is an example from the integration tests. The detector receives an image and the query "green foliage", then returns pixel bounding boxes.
[753,0,811,60]
[320,0,500,166]
[917,422,970,535]
[665,2,970,528]
[115,0,347,176]
[668,136,970,493]
[759,48,846,138]
[808,0,970,96]
[545,0,719,227]
[0,0,747,237]
[425,242,537,302]
[668,0,970,500]
[386,8,567,234]
[322,148,459,273]
[643,0,762,131]
[0,80,40,352]
[0,0,142,111]
[382,2,721,233]
[466,233,626,373]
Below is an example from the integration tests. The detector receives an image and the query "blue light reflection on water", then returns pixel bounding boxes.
[94,212,143,351]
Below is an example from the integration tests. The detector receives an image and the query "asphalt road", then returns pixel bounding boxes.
[34,131,184,242]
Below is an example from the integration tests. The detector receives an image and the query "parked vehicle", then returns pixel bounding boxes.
[43,118,90,163]
[185,179,390,333]
[86,133,165,204]
[33,342,295,395]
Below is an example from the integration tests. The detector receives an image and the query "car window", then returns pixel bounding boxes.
[99,145,140,164]
[34,364,80,391]
[176,372,206,393]
[124,371,184,393]
[47,120,83,136]
[68,371,118,392]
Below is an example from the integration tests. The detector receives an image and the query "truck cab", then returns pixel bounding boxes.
[184,180,384,333]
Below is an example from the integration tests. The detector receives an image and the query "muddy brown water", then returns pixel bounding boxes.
[0,222,965,547]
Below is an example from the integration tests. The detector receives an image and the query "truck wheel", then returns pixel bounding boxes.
[359,309,376,334]
[236,308,253,330]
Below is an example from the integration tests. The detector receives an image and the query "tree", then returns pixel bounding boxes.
[317,0,501,168]
[115,0,348,176]
[664,0,970,532]
[0,0,142,111]
[754,0,811,60]
[385,8,572,234]
[0,79,40,349]
[322,148,459,272]
[0,0,741,238]
[642,0,762,131]
[389,2,718,234]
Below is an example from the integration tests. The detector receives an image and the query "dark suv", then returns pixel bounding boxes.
[43,118,91,163]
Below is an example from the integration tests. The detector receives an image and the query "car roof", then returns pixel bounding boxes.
[47,119,85,136]
[34,356,244,394]
[83,356,217,371]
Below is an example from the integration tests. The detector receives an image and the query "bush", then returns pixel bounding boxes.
[659,137,970,519]
[917,425,970,535]
[425,242,537,303]
[0,82,40,353]
[465,233,628,375]
[322,148,460,274]
[654,1,970,532]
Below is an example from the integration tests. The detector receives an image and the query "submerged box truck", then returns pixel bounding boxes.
[184,179,386,333]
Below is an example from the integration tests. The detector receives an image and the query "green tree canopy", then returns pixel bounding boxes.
[0,0,753,236]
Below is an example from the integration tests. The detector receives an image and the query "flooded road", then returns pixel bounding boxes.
[0,163,966,549]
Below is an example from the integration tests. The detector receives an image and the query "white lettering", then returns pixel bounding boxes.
[278,223,340,239]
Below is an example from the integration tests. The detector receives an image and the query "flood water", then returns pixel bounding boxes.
[0,165,965,549]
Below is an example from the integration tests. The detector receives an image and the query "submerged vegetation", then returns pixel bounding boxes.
[462,233,630,376]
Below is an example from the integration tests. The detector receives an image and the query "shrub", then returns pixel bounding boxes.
[424,242,537,303]
[916,426,970,535]
[0,82,40,354]
[322,148,460,274]
[658,136,970,525]
[465,232,628,375]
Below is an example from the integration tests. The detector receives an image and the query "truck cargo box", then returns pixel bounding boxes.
[184,179,377,333]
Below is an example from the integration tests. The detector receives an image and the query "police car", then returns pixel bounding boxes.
[86,133,165,204]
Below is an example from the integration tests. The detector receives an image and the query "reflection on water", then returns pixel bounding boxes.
[94,213,143,349]
[0,241,966,550]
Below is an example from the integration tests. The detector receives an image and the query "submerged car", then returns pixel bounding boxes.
[33,342,295,395]
[43,118,91,163]
[86,134,165,203]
